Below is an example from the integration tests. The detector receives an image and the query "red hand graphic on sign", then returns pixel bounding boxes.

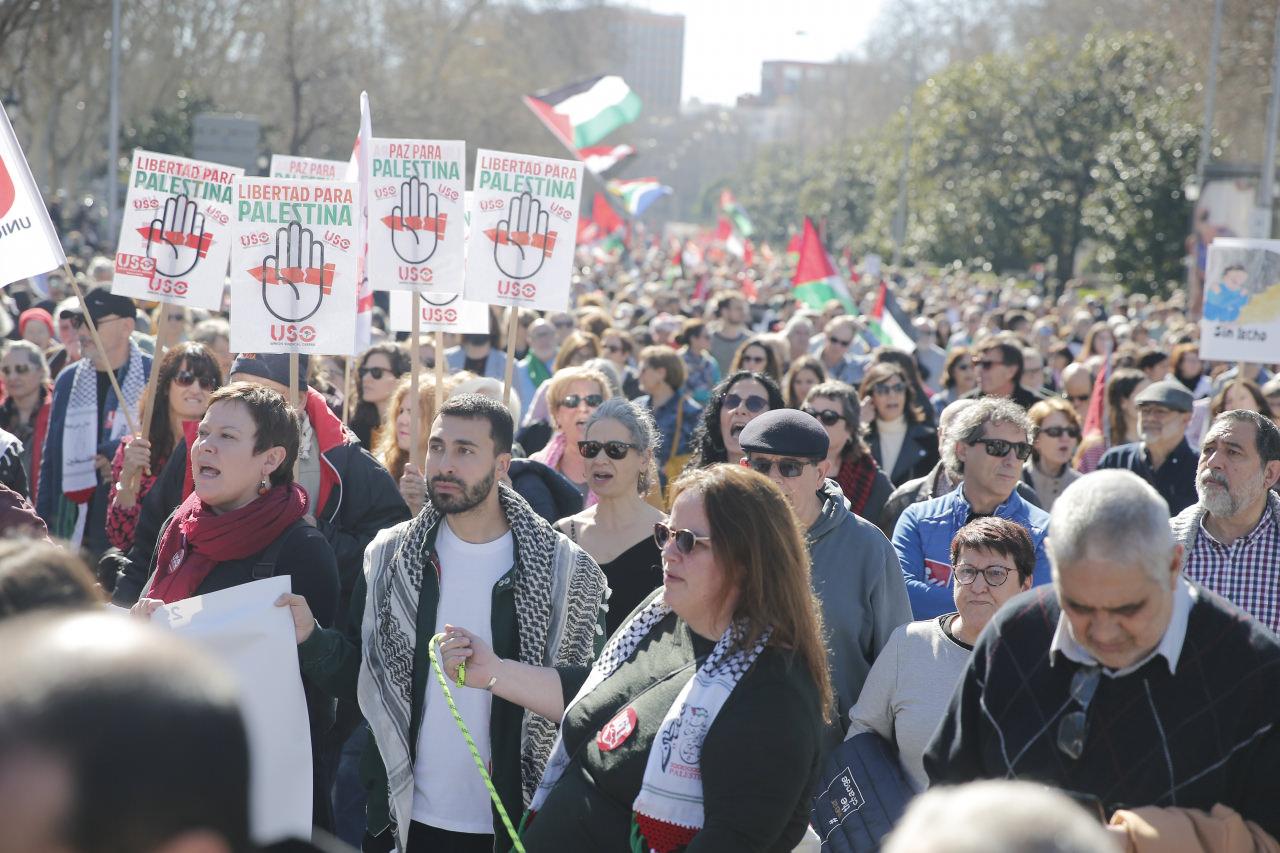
[0,156,15,219]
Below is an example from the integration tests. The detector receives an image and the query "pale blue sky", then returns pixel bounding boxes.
[633,0,886,105]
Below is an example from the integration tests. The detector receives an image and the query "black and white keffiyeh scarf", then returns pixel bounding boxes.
[357,482,606,850]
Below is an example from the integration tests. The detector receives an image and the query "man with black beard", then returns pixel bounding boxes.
[279,394,607,853]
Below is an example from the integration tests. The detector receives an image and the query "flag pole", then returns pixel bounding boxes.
[502,307,518,407]
[65,267,138,436]
[288,352,299,412]
[409,291,422,470]
[341,359,352,425]
[433,330,445,459]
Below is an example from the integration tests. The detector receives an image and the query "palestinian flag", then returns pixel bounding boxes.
[579,143,635,175]
[867,281,916,352]
[791,217,854,312]
[523,75,642,151]
[719,188,753,237]
[591,191,624,234]
[607,177,671,217]
[785,232,802,265]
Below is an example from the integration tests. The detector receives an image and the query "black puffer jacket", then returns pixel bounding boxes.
[509,457,583,525]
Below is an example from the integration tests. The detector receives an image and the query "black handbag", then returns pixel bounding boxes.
[811,732,917,852]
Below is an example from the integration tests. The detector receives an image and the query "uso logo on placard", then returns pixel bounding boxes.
[269,324,318,345]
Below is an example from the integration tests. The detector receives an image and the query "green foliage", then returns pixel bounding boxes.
[736,30,1204,292]
[121,88,217,158]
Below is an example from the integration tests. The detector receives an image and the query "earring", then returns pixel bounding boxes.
[258,478,270,496]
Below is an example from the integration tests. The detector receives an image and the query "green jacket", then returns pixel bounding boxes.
[299,518,603,849]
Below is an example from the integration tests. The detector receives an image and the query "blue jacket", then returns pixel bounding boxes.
[891,484,1051,619]
[444,346,507,381]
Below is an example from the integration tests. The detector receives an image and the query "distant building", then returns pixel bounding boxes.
[759,60,850,107]
[604,8,685,114]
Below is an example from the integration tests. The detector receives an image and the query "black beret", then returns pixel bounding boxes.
[81,287,137,323]
[738,409,830,459]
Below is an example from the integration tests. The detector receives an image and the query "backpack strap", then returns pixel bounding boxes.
[251,520,307,581]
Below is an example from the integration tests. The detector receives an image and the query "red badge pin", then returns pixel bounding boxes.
[596,707,637,752]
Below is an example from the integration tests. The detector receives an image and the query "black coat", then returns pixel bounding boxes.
[867,421,939,487]
[113,438,410,620]
[509,458,583,525]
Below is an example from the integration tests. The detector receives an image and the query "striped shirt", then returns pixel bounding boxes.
[1176,492,1280,635]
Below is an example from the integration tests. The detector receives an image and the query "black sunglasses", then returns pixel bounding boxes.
[970,438,1033,461]
[803,407,846,427]
[1040,425,1081,439]
[561,393,604,409]
[723,393,768,413]
[872,381,907,396]
[654,522,711,555]
[174,370,218,391]
[1057,666,1102,760]
[747,457,811,478]
[1066,393,1092,404]
[578,440,637,460]
[827,335,852,347]
[359,366,395,380]
[973,359,1005,370]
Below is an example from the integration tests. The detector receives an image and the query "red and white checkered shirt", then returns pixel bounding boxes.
[1179,492,1280,635]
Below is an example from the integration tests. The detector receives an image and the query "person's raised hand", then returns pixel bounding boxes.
[274,593,317,644]
[122,437,153,480]
[399,462,426,517]
[130,597,165,620]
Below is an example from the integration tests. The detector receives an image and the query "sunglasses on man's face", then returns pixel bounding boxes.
[747,457,811,478]
[0,364,31,377]
[827,335,853,348]
[561,393,604,409]
[973,359,1005,370]
[174,370,218,391]
[578,440,637,460]
[803,407,846,427]
[970,438,1034,461]
[723,393,768,413]
[359,366,394,380]
[1040,425,1081,440]
[654,522,711,555]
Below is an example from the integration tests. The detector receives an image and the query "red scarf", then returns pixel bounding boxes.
[146,483,309,604]
[837,453,880,517]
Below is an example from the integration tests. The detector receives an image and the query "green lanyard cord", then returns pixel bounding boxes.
[427,632,527,853]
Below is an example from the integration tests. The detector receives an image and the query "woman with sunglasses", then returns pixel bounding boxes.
[848,518,1035,790]
[803,381,893,521]
[554,398,665,634]
[347,343,410,451]
[730,336,782,383]
[107,342,222,555]
[531,366,614,506]
[860,363,939,488]
[688,370,786,470]
[1021,399,1082,510]
[0,341,52,499]
[929,346,976,418]
[440,464,829,852]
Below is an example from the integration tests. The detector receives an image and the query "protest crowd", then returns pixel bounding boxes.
[4,67,1280,852]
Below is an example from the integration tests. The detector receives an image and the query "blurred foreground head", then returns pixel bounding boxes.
[883,779,1113,853]
[0,612,250,853]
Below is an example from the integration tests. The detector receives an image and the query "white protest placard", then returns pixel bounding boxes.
[230,176,357,354]
[388,291,490,334]
[1199,238,1280,363]
[463,149,583,311]
[111,149,242,308]
[270,154,346,180]
[0,100,66,287]
[368,138,466,294]
[150,577,311,844]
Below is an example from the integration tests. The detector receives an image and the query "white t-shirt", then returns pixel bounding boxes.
[411,519,514,832]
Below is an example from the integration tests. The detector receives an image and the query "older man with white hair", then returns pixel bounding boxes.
[1173,409,1280,633]
[925,469,1280,837]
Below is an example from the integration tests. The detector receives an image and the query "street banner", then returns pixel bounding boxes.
[230,176,357,354]
[463,149,583,311]
[151,577,312,844]
[368,138,466,293]
[389,291,490,334]
[269,154,346,180]
[1200,238,1280,363]
[0,100,66,287]
[111,149,242,308]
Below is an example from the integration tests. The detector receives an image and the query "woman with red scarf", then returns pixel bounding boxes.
[131,381,340,826]
[802,381,894,522]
